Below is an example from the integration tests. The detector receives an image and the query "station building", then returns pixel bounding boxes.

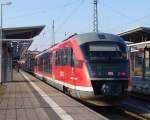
[119,27,150,80]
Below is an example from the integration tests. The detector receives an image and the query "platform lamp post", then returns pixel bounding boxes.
[0,1,12,85]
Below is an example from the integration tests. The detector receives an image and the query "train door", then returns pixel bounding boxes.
[65,47,77,96]
[34,58,38,73]
[56,49,64,90]
[71,48,80,97]
[51,51,55,80]
[59,48,67,93]
[61,49,65,88]
[43,54,46,77]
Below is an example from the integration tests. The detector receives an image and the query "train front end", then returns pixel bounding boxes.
[78,33,130,101]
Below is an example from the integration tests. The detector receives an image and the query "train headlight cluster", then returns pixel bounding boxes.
[101,83,122,96]
[101,84,110,95]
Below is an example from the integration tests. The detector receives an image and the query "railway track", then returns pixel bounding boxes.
[131,92,150,102]
[120,97,150,120]
[86,105,149,120]
[76,97,150,120]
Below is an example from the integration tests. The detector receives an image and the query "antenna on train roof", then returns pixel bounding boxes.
[62,33,78,42]
[67,33,77,39]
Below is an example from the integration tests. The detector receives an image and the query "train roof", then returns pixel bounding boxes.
[74,32,126,45]
[35,32,126,58]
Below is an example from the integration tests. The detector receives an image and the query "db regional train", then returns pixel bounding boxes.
[30,32,131,105]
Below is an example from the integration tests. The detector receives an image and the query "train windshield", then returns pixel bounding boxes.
[80,42,129,77]
[81,42,127,61]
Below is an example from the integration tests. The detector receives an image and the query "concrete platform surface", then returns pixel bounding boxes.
[0,70,107,120]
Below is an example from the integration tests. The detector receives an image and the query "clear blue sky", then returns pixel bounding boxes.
[3,0,150,51]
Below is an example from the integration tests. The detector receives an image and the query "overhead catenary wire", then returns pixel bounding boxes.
[29,1,150,51]
[5,10,46,22]
[30,1,82,51]
[63,0,78,8]
[33,0,85,50]
[5,0,77,22]
[56,0,85,33]
[100,1,150,32]
[104,13,150,33]
[102,2,137,21]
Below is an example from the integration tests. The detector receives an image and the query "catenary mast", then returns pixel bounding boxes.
[93,0,98,32]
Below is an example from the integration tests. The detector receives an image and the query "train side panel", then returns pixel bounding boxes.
[34,38,94,99]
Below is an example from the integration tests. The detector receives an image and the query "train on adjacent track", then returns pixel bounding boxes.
[25,32,131,105]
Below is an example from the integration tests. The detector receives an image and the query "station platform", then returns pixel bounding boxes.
[0,70,107,120]
[132,76,150,96]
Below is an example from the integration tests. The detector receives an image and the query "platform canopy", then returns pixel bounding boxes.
[119,27,150,43]
[2,25,45,59]
[119,27,150,80]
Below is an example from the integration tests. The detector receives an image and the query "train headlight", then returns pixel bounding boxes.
[118,72,126,76]
[121,72,126,76]
[101,84,110,95]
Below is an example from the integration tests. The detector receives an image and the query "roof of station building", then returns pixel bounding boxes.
[118,27,150,43]
[3,25,45,39]
[2,25,45,60]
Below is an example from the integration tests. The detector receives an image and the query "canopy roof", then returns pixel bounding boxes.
[2,25,45,59]
[3,25,45,39]
[119,27,150,43]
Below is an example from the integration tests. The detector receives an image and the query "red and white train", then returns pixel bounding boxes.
[34,32,131,104]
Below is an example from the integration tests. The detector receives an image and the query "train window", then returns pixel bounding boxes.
[62,48,68,66]
[81,42,127,61]
[61,47,78,67]
[47,54,50,72]
[62,49,65,65]
[72,53,78,67]
[44,52,52,73]
[49,53,52,73]
[56,49,63,66]
[55,51,58,65]
[35,59,37,66]
[56,47,78,67]
[59,49,63,65]
[69,47,78,67]
[89,44,121,52]
[38,57,43,71]
[67,47,72,66]
[43,54,46,72]
[56,50,59,65]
